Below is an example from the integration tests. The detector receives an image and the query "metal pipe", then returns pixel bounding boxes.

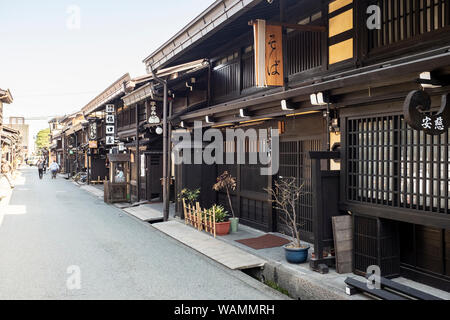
[150,66,169,221]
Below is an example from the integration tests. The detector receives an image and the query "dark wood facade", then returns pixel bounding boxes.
[153,0,450,291]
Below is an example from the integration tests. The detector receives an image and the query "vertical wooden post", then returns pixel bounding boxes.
[183,199,187,225]
[213,206,216,238]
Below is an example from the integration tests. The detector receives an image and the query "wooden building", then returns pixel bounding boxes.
[142,0,450,291]
[0,88,14,161]
[117,61,208,203]
[82,74,132,184]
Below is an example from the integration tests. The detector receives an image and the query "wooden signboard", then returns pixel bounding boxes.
[253,20,284,87]
[265,24,284,87]
[332,215,353,274]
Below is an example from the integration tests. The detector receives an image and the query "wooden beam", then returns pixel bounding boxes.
[248,20,326,32]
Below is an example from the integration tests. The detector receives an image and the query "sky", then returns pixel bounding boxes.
[0,0,214,150]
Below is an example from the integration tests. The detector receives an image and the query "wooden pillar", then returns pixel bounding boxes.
[136,103,140,203]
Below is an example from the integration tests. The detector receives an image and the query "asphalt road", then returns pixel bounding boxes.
[0,168,284,300]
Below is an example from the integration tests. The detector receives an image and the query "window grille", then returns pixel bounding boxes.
[347,114,450,214]
[368,0,450,50]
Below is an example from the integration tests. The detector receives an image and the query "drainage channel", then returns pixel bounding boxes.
[240,267,295,299]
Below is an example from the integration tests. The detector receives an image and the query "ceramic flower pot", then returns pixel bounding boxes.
[229,217,239,233]
[284,244,310,264]
[215,221,231,236]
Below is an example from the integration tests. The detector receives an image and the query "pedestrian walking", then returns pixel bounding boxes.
[1,159,15,189]
[37,159,45,180]
[49,161,60,179]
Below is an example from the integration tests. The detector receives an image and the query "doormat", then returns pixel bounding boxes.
[235,234,291,250]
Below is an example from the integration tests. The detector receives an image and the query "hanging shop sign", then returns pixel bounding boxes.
[89,141,98,149]
[148,101,160,124]
[106,104,115,114]
[106,114,115,124]
[89,121,97,141]
[253,19,284,87]
[106,136,115,146]
[105,104,116,146]
[404,90,450,135]
[106,125,115,135]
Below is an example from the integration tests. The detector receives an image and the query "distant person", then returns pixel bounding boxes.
[37,159,45,179]
[1,159,15,189]
[49,161,60,179]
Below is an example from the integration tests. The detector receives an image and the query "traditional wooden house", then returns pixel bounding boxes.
[117,61,208,204]
[81,74,131,184]
[49,117,64,165]
[62,112,88,176]
[143,0,450,291]
[0,88,14,161]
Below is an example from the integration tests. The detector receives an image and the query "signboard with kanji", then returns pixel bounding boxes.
[106,125,115,135]
[89,122,97,141]
[106,136,115,145]
[106,104,115,113]
[106,115,115,124]
[404,90,450,135]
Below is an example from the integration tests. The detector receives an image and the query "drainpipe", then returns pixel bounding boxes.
[150,66,169,221]
[166,96,173,216]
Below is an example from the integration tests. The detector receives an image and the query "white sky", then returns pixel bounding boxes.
[0,0,215,151]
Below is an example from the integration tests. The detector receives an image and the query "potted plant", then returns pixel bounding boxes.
[265,178,310,264]
[177,188,200,208]
[213,171,239,233]
[209,204,230,236]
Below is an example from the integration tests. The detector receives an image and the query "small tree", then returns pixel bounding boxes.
[177,188,200,207]
[265,178,305,248]
[213,171,237,218]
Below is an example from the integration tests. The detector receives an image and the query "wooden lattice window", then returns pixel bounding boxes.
[347,114,450,214]
[368,0,450,50]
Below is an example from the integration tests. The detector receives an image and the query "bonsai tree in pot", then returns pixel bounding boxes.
[209,204,230,236]
[265,177,310,264]
[213,171,238,233]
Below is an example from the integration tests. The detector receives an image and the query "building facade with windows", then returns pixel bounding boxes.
[141,0,450,291]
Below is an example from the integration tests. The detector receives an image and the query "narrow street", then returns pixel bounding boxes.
[0,168,283,300]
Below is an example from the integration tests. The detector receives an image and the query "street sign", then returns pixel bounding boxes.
[106,136,115,145]
[106,104,115,113]
[106,125,115,134]
[106,115,115,124]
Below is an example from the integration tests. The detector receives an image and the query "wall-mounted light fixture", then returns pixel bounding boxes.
[180,121,185,128]
[310,91,332,106]
[418,71,447,89]
[281,99,299,111]
[239,108,252,118]
[205,116,215,124]
[155,126,163,135]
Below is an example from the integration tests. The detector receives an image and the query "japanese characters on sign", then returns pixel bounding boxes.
[89,120,98,149]
[148,101,160,124]
[253,19,284,87]
[403,90,450,135]
[105,104,116,146]
[106,125,115,135]
[265,24,284,87]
